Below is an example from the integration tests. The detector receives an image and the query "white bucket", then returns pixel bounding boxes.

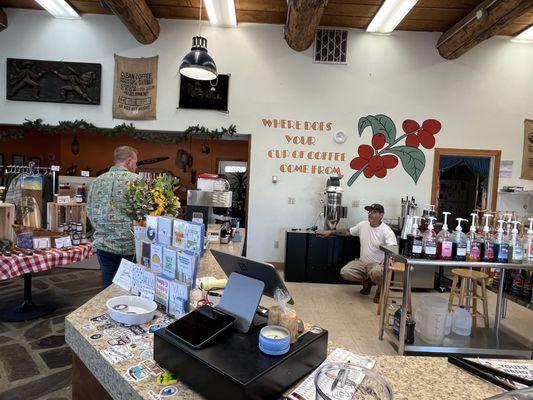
[417,297,448,345]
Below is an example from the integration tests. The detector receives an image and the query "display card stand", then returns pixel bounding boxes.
[216,272,265,333]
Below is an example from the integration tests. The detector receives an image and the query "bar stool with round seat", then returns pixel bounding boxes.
[448,268,490,328]
[377,262,412,315]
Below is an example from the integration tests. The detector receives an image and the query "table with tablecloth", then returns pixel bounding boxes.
[0,243,94,280]
[0,243,95,321]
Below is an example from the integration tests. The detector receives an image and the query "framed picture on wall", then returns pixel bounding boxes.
[178,74,230,112]
[30,157,41,167]
[12,154,25,166]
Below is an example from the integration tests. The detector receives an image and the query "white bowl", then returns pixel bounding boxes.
[106,295,157,325]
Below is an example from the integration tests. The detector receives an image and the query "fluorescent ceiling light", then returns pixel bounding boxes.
[512,26,533,42]
[35,0,80,19]
[204,0,237,27]
[367,0,418,34]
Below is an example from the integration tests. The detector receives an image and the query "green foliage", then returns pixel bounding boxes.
[0,119,237,144]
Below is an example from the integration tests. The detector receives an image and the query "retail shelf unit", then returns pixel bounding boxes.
[378,245,533,359]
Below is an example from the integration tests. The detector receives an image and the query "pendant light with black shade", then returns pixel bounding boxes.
[179,0,217,81]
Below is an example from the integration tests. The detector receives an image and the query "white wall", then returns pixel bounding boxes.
[1,9,532,262]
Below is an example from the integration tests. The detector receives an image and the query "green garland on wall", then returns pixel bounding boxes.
[0,119,237,144]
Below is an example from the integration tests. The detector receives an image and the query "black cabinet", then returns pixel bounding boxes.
[284,231,360,283]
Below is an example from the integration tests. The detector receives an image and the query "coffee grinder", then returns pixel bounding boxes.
[323,176,348,230]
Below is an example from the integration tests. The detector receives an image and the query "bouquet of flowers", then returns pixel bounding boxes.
[121,175,181,223]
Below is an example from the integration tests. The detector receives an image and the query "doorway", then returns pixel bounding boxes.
[431,148,501,225]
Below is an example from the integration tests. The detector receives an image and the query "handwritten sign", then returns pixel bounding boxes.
[263,118,344,175]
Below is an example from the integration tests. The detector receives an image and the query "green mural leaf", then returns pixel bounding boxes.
[383,146,425,184]
[357,117,372,136]
[357,115,396,145]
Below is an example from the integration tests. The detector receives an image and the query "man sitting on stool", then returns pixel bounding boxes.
[320,203,397,303]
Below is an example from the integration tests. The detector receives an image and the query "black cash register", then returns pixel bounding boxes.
[154,251,328,400]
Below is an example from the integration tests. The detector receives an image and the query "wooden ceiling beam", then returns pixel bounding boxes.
[285,0,328,51]
[437,0,533,60]
[103,0,159,44]
[0,8,6,32]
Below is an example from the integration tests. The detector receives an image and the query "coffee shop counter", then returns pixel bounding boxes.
[66,234,514,400]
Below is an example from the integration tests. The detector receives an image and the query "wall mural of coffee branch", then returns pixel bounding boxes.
[348,114,442,186]
[6,58,101,105]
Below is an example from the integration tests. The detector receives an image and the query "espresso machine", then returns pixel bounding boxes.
[323,176,348,230]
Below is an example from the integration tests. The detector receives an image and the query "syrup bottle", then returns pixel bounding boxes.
[525,218,533,263]
[436,212,453,260]
[452,218,468,261]
[407,216,423,259]
[481,214,495,262]
[422,216,437,260]
[466,213,481,262]
[494,220,509,263]
[508,221,523,264]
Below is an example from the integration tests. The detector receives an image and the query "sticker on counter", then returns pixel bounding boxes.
[108,335,131,346]
[124,360,163,383]
[140,349,154,361]
[148,386,178,400]
[156,372,178,386]
[101,345,134,365]
[127,325,147,336]
[90,314,109,323]
[97,322,117,331]
[90,333,103,340]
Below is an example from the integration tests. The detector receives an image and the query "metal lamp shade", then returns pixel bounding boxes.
[180,36,217,81]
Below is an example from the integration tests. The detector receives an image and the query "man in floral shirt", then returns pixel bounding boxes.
[87,146,139,288]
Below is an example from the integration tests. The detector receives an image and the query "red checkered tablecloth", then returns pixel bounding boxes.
[0,244,95,281]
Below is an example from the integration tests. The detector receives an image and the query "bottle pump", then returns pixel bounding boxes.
[452,218,468,261]
[423,216,437,259]
[509,221,523,264]
[481,214,494,262]
[495,220,509,263]
[437,212,453,260]
[466,213,481,262]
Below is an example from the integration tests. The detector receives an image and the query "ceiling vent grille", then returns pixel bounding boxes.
[314,28,348,64]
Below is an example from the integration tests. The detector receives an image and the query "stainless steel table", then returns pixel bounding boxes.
[378,245,533,358]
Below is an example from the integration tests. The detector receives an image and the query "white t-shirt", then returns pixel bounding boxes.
[349,221,397,264]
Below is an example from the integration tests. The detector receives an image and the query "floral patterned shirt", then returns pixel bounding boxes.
[87,166,139,255]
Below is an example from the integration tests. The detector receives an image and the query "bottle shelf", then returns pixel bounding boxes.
[384,326,532,358]
[486,285,532,310]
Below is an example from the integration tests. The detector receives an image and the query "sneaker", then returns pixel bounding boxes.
[359,279,373,295]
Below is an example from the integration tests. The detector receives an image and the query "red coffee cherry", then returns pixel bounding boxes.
[382,155,399,169]
[402,119,420,134]
[358,144,374,159]
[422,119,441,135]
[406,134,420,148]
[372,134,386,150]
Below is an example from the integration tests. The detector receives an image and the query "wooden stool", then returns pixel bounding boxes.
[377,262,413,315]
[448,268,490,328]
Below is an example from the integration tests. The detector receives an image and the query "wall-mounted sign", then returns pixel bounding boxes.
[113,54,158,120]
[6,58,101,105]
[263,117,343,176]
[179,74,229,112]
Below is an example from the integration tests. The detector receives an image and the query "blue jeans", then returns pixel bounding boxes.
[96,249,134,289]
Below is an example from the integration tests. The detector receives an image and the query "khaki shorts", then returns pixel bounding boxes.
[340,259,382,282]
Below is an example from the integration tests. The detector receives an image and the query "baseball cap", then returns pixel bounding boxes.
[364,203,385,213]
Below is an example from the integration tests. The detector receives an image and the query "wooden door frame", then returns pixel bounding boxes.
[430,148,501,211]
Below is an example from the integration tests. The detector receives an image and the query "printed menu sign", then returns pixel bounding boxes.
[521,119,533,180]
[112,54,158,120]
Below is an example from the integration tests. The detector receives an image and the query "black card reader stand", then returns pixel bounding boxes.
[155,253,328,400]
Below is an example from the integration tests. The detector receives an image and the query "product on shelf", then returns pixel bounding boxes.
[407,216,422,259]
[494,220,509,263]
[436,211,453,260]
[525,218,533,262]
[481,214,495,262]
[422,217,437,260]
[509,221,523,264]
[466,213,481,262]
[452,218,467,262]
